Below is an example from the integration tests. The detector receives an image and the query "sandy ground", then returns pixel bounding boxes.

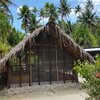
[0,77,88,100]
[0,85,88,100]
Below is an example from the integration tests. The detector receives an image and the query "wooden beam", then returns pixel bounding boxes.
[33,43,55,48]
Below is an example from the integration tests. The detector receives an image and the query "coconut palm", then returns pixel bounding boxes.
[44,2,58,22]
[58,20,72,36]
[0,0,15,16]
[0,13,12,42]
[58,0,71,21]
[85,0,94,10]
[78,8,97,28]
[75,5,81,14]
[18,5,32,33]
[32,7,37,15]
[28,14,41,33]
[39,8,46,25]
[58,0,71,32]
[77,0,97,28]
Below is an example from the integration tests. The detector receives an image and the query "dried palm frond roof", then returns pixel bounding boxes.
[0,22,94,72]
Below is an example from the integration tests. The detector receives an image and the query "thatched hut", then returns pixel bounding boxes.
[0,22,94,88]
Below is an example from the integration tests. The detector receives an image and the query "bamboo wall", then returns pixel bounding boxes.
[7,32,76,87]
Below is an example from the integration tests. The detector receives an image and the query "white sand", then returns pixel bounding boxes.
[0,82,88,100]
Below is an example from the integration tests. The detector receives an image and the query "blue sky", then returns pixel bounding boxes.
[9,0,100,32]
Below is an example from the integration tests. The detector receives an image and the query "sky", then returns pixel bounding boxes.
[9,0,100,32]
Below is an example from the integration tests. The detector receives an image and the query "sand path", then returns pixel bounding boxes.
[0,86,87,100]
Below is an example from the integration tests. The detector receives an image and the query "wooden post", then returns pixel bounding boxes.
[73,70,79,83]
[63,50,66,83]
[6,61,11,88]
[55,41,58,82]
[29,41,32,86]
[25,45,29,84]
[48,37,52,84]
[37,46,40,85]
[34,50,36,82]
[19,53,22,87]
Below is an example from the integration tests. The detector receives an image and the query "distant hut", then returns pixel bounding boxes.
[84,48,100,56]
[0,22,94,88]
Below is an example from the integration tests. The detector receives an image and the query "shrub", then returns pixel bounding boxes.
[74,55,100,99]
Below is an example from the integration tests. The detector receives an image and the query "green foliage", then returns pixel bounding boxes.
[18,5,32,33]
[0,0,99,55]
[74,56,100,98]
[94,25,100,46]
[40,2,58,22]
[0,0,15,19]
[58,0,71,18]
[72,23,98,48]
[0,41,11,53]
[0,13,11,42]
[0,12,24,53]
[7,28,24,46]
[18,5,41,33]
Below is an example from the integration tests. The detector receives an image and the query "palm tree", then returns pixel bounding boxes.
[58,20,72,36]
[85,0,94,10]
[75,5,81,14]
[28,14,41,33]
[58,0,71,31]
[77,0,97,28]
[18,5,32,33]
[0,0,15,16]
[58,0,71,21]
[44,2,58,22]
[78,8,97,28]
[32,7,37,15]
[0,13,12,43]
[39,8,46,25]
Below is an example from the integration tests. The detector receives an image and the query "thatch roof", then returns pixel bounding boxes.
[0,22,94,72]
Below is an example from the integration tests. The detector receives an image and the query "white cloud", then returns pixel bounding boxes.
[69,9,77,23]
[78,0,100,13]
[29,7,34,11]
[16,6,22,14]
[17,6,36,14]
[37,17,49,25]
[40,17,49,25]
[68,0,100,23]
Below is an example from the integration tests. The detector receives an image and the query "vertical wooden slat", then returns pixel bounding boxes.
[72,59,74,83]
[19,53,22,87]
[34,49,36,82]
[55,42,58,82]
[25,45,29,84]
[63,50,66,83]
[73,70,79,83]
[48,37,52,84]
[6,61,11,88]
[37,46,40,85]
[29,41,32,86]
